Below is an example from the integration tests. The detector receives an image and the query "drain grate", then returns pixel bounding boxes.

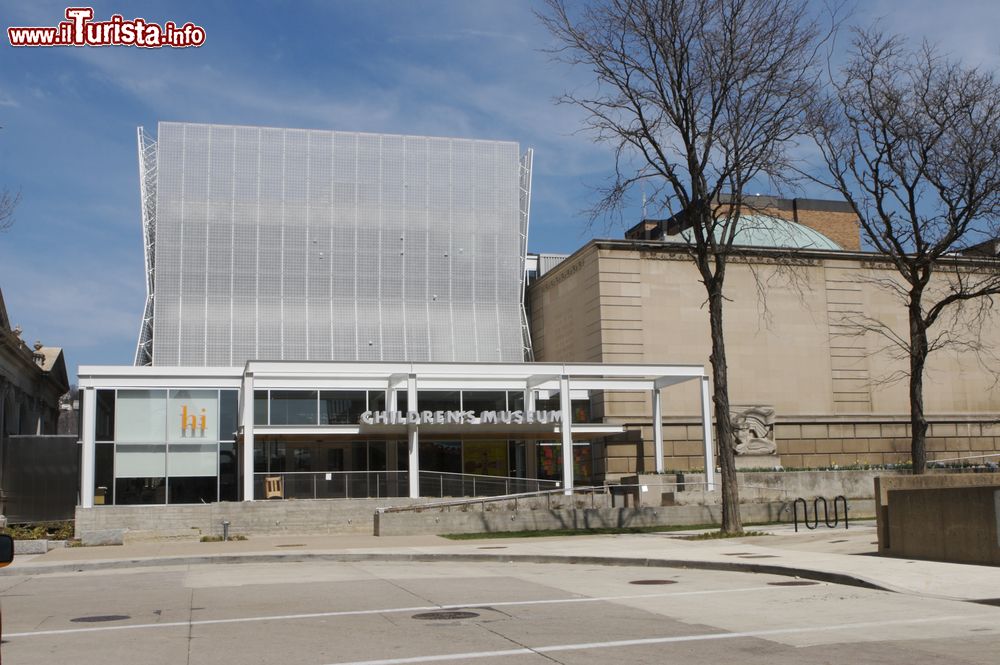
[476,546,508,550]
[274,544,305,548]
[722,552,753,556]
[629,579,677,585]
[412,611,480,621]
[71,615,131,623]
[768,581,819,586]
[828,539,848,544]
[739,555,778,559]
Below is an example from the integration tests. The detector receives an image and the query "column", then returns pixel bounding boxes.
[241,373,255,501]
[80,387,96,508]
[559,374,573,495]
[700,376,716,490]
[652,387,664,474]
[407,374,419,499]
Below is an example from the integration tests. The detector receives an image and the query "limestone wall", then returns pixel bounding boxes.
[529,242,1000,478]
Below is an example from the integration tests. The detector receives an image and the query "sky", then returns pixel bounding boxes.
[1,0,999,375]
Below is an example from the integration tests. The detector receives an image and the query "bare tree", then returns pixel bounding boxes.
[539,0,828,532]
[810,30,1000,473]
[0,187,18,232]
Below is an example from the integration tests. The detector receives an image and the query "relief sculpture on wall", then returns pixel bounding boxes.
[730,405,777,456]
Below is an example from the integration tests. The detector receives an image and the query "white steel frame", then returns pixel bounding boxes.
[133,126,158,366]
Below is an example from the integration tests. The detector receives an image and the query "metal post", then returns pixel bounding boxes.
[559,375,574,495]
[407,374,419,499]
[242,372,256,501]
[80,388,96,509]
[652,387,664,474]
[700,376,716,491]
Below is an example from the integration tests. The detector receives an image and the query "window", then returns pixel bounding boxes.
[269,391,318,425]
[320,390,366,424]
[462,391,506,415]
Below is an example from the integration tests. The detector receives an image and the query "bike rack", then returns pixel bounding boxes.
[793,495,848,532]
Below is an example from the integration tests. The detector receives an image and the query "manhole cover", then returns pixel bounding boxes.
[275,544,305,548]
[629,579,677,585]
[412,611,480,621]
[477,546,508,550]
[71,615,131,623]
[768,581,818,586]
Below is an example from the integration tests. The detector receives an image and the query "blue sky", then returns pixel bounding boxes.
[1,0,999,374]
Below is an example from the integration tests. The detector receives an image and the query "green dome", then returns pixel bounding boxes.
[677,214,842,251]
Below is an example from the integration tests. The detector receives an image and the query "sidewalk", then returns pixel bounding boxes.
[6,521,1000,603]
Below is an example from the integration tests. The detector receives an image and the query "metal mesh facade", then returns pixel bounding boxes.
[147,122,529,366]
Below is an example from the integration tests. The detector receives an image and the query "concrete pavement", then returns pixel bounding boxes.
[6,521,1000,603]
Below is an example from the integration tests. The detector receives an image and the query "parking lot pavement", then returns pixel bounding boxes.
[2,558,998,665]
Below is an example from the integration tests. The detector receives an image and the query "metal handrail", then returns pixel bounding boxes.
[377,485,608,514]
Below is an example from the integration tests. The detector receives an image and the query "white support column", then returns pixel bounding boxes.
[407,374,419,499]
[700,376,716,491]
[241,372,255,501]
[559,374,573,495]
[652,387,664,474]
[80,387,96,508]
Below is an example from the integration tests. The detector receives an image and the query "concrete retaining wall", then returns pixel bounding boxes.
[886,486,1000,566]
[75,498,436,539]
[874,473,1000,553]
[374,499,876,536]
[642,470,906,505]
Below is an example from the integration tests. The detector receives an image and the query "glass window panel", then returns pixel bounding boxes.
[115,443,166,477]
[115,390,167,442]
[168,390,219,442]
[168,443,218,477]
[368,390,386,412]
[368,440,387,471]
[571,399,592,424]
[219,390,238,441]
[320,390,366,424]
[462,391,506,415]
[169,476,218,504]
[269,390,318,425]
[418,391,460,413]
[397,392,407,413]
[418,440,461,473]
[94,442,114,504]
[219,442,238,502]
[96,390,115,442]
[508,391,524,412]
[254,390,268,425]
[115,477,166,504]
[463,440,508,477]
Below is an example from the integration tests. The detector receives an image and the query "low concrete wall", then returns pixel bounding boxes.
[374,499,876,536]
[637,470,907,506]
[874,473,1000,552]
[886,486,1000,566]
[75,498,436,539]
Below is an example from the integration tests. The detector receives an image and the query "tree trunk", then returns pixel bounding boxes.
[708,285,742,533]
[909,304,929,474]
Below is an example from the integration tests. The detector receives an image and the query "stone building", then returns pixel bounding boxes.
[528,198,1000,479]
[0,287,68,439]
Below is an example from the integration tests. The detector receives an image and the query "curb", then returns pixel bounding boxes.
[0,550,890,593]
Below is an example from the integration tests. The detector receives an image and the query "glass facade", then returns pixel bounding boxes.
[97,389,238,505]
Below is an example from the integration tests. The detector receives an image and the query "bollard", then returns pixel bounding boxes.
[222,520,230,542]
